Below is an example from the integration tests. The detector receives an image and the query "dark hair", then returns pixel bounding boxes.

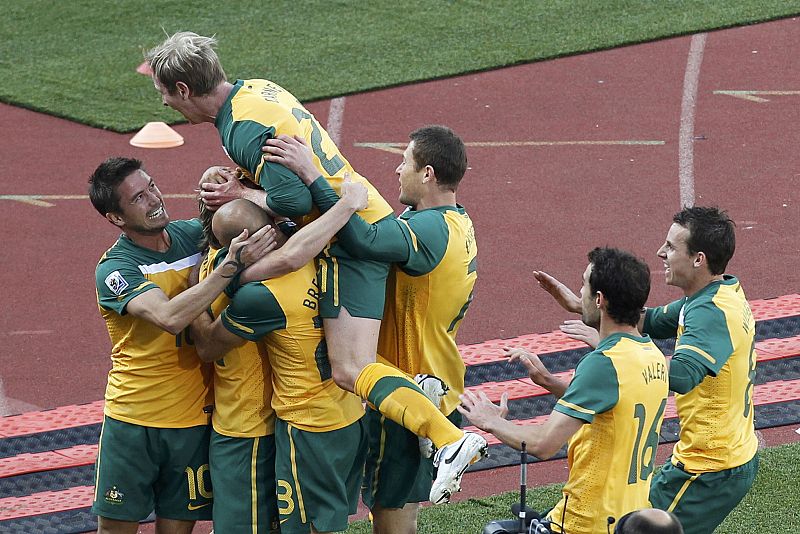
[673,206,735,275]
[616,509,684,534]
[409,125,467,191]
[198,197,221,250]
[88,157,143,216]
[587,247,650,327]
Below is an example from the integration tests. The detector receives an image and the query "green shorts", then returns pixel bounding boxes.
[317,241,389,320]
[650,452,759,534]
[209,429,278,533]
[362,407,462,509]
[91,416,212,522]
[275,417,367,533]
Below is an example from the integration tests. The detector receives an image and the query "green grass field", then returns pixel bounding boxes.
[346,441,800,533]
[1,1,800,131]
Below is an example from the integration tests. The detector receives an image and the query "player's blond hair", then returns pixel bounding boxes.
[146,31,226,96]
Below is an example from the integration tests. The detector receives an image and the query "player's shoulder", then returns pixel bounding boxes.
[166,219,203,250]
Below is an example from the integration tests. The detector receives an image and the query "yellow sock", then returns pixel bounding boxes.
[354,362,463,448]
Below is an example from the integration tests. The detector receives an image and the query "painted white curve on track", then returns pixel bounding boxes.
[679,33,707,208]
[327,97,346,146]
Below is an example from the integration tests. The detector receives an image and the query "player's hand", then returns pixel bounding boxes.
[457,390,508,432]
[262,134,321,185]
[220,226,277,277]
[339,173,368,211]
[504,348,554,388]
[533,270,582,314]
[559,320,600,348]
[200,168,248,210]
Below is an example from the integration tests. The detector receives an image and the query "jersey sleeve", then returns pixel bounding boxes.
[643,298,684,339]
[307,178,412,262]
[553,352,619,423]
[398,210,449,276]
[95,258,158,315]
[221,282,287,341]
[233,119,312,218]
[673,301,734,376]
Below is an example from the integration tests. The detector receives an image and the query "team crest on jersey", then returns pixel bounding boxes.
[104,271,129,296]
[104,486,124,505]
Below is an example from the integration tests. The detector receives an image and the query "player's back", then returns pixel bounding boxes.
[224,261,363,432]
[218,79,392,225]
[200,247,275,438]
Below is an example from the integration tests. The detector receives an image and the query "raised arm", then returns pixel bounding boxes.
[533,270,582,314]
[240,176,369,283]
[125,226,275,334]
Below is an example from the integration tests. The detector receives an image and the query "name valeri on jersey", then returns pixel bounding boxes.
[105,271,129,296]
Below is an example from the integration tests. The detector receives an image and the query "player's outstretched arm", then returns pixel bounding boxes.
[458,391,583,459]
[504,348,568,398]
[125,227,275,334]
[533,270,582,314]
[558,320,600,349]
[240,177,369,283]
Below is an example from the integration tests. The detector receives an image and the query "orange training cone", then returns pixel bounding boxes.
[129,122,184,149]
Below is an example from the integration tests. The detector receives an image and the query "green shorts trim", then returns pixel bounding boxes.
[650,452,759,534]
[209,429,278,533]
[275,417,367,533]
[91,416,212,522]
[362,407,462,509]
[317,243,389,320]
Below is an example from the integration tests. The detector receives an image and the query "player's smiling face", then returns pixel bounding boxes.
[657,223,696,290]
[114,169,170,234]
[396,141,426,207]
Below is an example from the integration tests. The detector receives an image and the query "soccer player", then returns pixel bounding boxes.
[88,157,273,534]
[535,207,759,534]
[460,248,669,534]
[146,31,486,503]
[190,188,369,534]
[262,126,478,525]
[193,169,279,533]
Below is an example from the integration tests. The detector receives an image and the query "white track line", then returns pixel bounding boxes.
[327,97,346,146]
[679,33,707,208]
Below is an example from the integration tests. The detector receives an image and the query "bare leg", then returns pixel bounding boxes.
[97,517,139,534]
[323,307,381,391]
[154,517,196,534]
[372,503,419,534]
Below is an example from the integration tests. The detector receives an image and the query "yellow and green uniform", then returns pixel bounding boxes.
[544,333,669,534]
[94,218,212,427]
[92,219,213,522]
[199,248,278,533]
[215,78,392,225]
[644,276,759,534]
[378,205,477,414]
[220,261,365,533]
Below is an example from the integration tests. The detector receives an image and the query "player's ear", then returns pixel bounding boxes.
[423,164,435,184]
[176,81,191,99]
[106,211,125,228]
